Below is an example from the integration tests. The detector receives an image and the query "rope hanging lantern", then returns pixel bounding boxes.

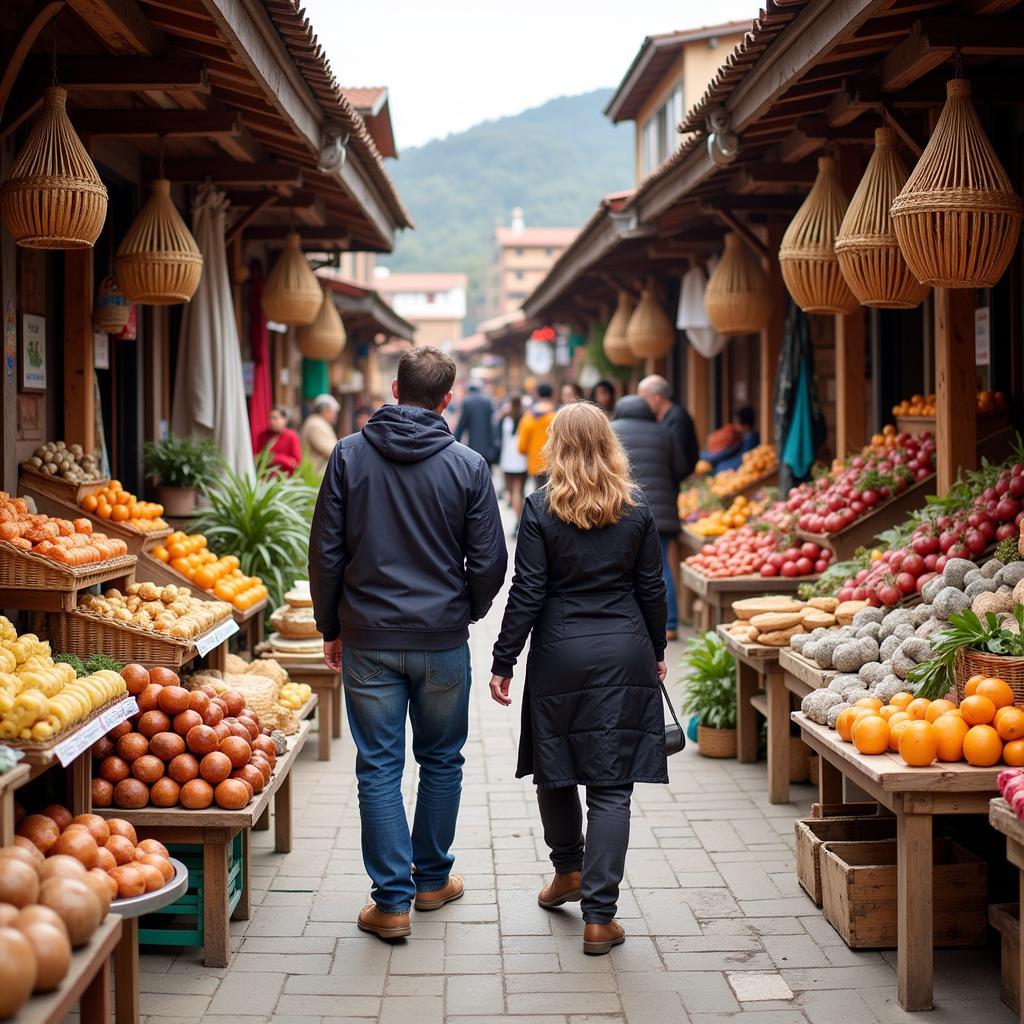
[891,78,1023,288]
[261,231,322,325]
[704,232,772,334]
[626,281,675,359]
[603,290,642,367]
[778,155,859,315]
[0,86,107,249]
[297,285,347,361]
[835,127,929,309]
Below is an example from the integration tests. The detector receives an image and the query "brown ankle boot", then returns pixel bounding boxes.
[583,920,625,956]
[357,903,411,940]
[414,874,465,911]
[537,871,582,908]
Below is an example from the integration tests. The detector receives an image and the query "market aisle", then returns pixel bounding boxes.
[136,596,1014,1024]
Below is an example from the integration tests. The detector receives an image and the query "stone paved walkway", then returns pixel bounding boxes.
[135,586,1016,1023]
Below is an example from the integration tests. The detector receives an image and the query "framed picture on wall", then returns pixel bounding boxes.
[20,314,46,391]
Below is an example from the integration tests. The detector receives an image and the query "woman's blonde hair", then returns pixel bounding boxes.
[542,402,636,530]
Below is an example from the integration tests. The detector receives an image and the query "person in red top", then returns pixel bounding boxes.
[255,406,302,476]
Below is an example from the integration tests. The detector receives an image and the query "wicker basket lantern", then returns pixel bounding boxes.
[626,282,675,359]
[835,127,929,309]
[779,156,859,315]
[93,274,130,334]
[262,231,322,325]
[704,232,772,334]
[115,179,202,304]
[891,78,1023,288]
[603,290,641,367]
[297,286,347,361]
[0,86,107,249]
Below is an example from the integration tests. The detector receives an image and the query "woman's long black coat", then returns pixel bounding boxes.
[491,491,669,789]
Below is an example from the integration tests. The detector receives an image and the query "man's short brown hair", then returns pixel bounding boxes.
[396,346,457,409]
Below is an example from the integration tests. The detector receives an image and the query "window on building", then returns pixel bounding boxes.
[515,247,523,257]
[641,81,684,176]
[544,248,554,257]
[426,292,436,304]
[515,270,524,280]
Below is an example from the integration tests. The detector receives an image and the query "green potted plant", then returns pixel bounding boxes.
[143,435,222,517]
[680,632,738,757]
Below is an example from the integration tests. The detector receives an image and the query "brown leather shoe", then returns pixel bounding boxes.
[414,874,464,911]
[537,871,582,909]
[357,903,411,940]
[583,920,625,956]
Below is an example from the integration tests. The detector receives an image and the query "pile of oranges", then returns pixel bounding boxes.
[81,482,167,532]
[835,675,1024,768]
[689,495,765,538]
[151,532,268,612]
[891,390,1006,418]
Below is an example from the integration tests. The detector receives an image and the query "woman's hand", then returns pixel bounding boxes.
[489,674,512,706]
[657,661,667,682]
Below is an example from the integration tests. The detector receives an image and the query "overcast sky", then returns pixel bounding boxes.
[302,1,761,149]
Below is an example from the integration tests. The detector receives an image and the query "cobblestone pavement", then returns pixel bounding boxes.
[136,587,1015,1023]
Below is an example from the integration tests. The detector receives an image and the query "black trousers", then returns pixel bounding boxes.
[535,783,633,923]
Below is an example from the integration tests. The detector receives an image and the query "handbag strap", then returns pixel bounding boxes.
[659,679,683,731]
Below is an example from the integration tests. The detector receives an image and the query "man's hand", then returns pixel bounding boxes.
[489,674,512,706]
[657,661,667,682]
[324,639,342,673]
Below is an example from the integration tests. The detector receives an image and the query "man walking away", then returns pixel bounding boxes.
[454,379,496,462]
[637,374,699,477]
[517,382,557,487]
[301,394,341,474]
[309,347,507,941]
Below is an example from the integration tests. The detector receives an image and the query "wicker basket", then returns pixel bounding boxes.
[0,542,135,592]
[297,286,347,361]
[5,694,128,753]
[779,156,859,315]
[115,179,202,305]
[704,232,772,335]
[603,291,641,367]
[697,724,737,758]
[835,127,930,309]
[262,232,322,326]
[626,283,674,359]
[954,648,1024,705]
[891,79,1023,289]
[50,610,196,669]
[93,274,130,333]
[0,86,107,250]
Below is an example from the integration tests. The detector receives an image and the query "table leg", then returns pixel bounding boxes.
[1018,868,1024,1024]
[331,680,341,739]
[254,807,270,831]
[818,755,843,807]
[70,754,92,815]
[318,686,332,761]
[736,662,759,764]
[80,945,111,1024]
[207,640,228,674]
[233,829,251,921]
[203,834,231,968]
[114,916,139,1024]
[275,768,292,854]
[766,669,789,804]
[897,810,933,1011]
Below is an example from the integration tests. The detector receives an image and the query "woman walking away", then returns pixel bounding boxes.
[489,402,668,955]
[498,394,528,532]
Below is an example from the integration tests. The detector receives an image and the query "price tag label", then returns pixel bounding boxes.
[55,717,105,767]
[195,618,239,657]
[100,697,137,732]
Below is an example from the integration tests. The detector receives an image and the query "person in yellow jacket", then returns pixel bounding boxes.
[517,383,557,484]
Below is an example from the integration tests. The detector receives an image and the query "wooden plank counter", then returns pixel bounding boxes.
[679,564,807,628]
[794,712,1000,1011]
[258,649,340,761]
[988,798,1024,1024]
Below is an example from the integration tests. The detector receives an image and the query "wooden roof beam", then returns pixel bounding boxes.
[0,0,63,120]
[26,56,210,92]
[245,225,351,247]
[699,206,770,261]
[737,163,818,192]
[826,79,882,126]
[73,109,242,139]
[66,0,166,56]
[147,158,302,186]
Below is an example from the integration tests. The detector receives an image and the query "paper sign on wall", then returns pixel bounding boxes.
[975,307,990,366]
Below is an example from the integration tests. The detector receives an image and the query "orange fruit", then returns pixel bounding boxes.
[81,494,98,513]
[995,706,1024,742]
[940,708,963,719]
[837,707,873,742]
[959,694,997,726]
[1003,740,1024,767]
[95,501,112,519]
[976,678,1015,710]
[192,568,216,591]
[879,705,902,721]
[854,697,883,712]
[962,724,1003,767]
[152,546,169,563]
[111,505,129,522]
[899,720,939,767]
[933,714,969,762]
[888,692,914,710]
[964,674,987,697]
[852,715,889,755]
[906,698,931,721]
[925,699,956,723]
[888,715,913,752]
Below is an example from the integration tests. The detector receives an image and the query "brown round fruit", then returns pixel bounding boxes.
[138,854,174,885]
[149,731,185,762]
[90,736,114,760]
[108,720,132,739]
[19,920,70,993]
[186,724,218,756]
[232,764,264,794]
[239,717,260,742]
[37,856,86,884]
[187,690,210,714]
[136,839,169,859]
[113,779,149,809]
[0,846,41,873]
[172,709,202,736]
[137,710,171,738]
[17,814,59,854]
[108,865,145,900]
[157,685,190,715]
[167,753,200,784]
[38,877,102,947]
[88,868,118,904]
[149,777,180,808]
[0,926,38,1013]
[91,778,113,807]
[135,863,165,893]
[105,835,135,865]
[106,819,137,845]
[199,751,232,785]
[80,869,112,916]
[219,735,252,769]
[249,755,273,784]
[252,735,276,758]
[131,754,165,785]
[200,684,217,698]
[116,733,148,763]
[94,846,116,873]
[202,702,224,727]
[212,722,231,742]
[12,837,44,864]
[214,779,250,810]
[221,691,245,717]
[121,664,151,695]
[179,779,213,810]
[71,814,110,846]
[0,858,39,908]
[136,683,163,713]
[0,904,17,928]
[148,666,180,687]
[13,905,67,937]
[230,776,253,802]
[51,828,99,870]
[99,755,130,784]
[39,805,73,832]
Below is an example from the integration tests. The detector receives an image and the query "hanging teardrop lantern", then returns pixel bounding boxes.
[297,286,347,361]
[891,79,1023,288]
[0,86,107,249]
[626,281,675,359]
[704,232,772,334]
[835,127,929,309]
[603,291,641,366]
[678,262,727,358]
[93,274,130,334]
[778,155,859,314]
[261,231,322,325]
[115,179,202,304]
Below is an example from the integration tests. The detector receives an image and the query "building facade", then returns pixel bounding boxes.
[375,271,468,349]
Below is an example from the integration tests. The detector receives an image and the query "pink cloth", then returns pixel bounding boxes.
[248,263,273,453]
[255,427,301,475]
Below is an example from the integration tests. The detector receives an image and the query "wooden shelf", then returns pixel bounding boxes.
[749,692,768,716]
[779,647,836,691]
[680,563,811,599]
[0,763,31,844]
[717,623,782,665]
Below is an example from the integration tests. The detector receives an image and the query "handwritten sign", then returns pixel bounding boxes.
[100,697,137,732]
[54,697,138,767]
[195,617,239,657]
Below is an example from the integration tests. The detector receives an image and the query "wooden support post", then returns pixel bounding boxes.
[686,344,710,445]
[202,831,231,967]
[897,809,934,1010]
[759,225,786,443]
[233,829,250,921]
[1,141,16,494]
[766,669,790,805]
[818,756,843,807]
[64,249,95,451]
[934,287,977,494]
[80,947,112,1024]
[274,768,292,854]
[835,309,867,456]
[736,662,759,764]
[114,916,139,1024]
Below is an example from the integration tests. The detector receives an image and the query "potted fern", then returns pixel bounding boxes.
[143,435,222,516]
[680,632,738,757]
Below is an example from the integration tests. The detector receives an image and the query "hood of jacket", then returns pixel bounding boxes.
[612,395,655,422]
[529,400,557,418]
[361,404,455,463]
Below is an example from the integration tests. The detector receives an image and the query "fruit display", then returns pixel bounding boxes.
[151,532,267,612]
[677,479,719,523]
[705,445,778,498]
[80,481,167,532]
[687,495,766,538]
[724,596,843,647]
[193,653,304,734]
[0,496,129,566]
[892,390,1006,418]
[77,582,232,639]
[997,768,1024,819]
[277,681,312,711]
[685,524,832,581]
[24,441,103,483]
[92,665,281,810]
[0,617,127,742]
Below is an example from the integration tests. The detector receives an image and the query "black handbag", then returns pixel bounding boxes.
[660,679,686,755]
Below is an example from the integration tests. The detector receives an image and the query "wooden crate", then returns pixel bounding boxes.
[896,410,1008,438]
[821,838,987,949]
[989,902,1019,1014]
[795,815,896,906]
[18,462,107,504]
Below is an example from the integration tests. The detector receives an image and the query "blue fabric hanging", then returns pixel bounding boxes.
[782,356,817,479]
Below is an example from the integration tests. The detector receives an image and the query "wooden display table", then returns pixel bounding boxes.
[794,712,1001,1011]
[259,649,340,761]
[94,719,309,966]
[0,762,30,843]
[988,798,1024,1023]
[679,564,808,630]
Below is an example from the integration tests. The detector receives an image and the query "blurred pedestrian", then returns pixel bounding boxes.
[254,405,302,476]
[354,405,374,431]
[560,381,584,406]
[517,382,557,487]
[301,394,340,474]
[590,380,616,417]
[498,394,529,533]
[454,380,496,462]
[637,375,698,477]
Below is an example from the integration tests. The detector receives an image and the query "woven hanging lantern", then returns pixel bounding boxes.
[835,127,929,309]
[115,179,202,304]
[0,86,107,249]
[779,155,859,314]
[626,282,674,359]
[704,233,772,334]
[262,231,321,325]
[603,291,641,366]
[297,286,347,361]
[93,274,130,333]
[891,79,1023,288]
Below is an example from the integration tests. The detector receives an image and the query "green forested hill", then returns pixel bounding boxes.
[384,89,633,323]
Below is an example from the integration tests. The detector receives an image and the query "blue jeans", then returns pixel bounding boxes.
[342,644,471,914]
[660,533,679,631]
